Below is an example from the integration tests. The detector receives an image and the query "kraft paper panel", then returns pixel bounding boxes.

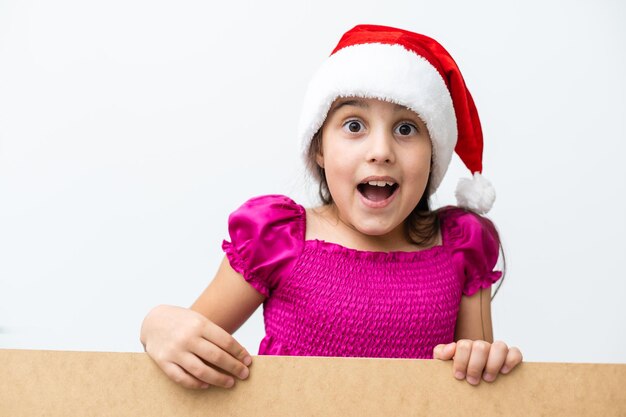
[1,349,624,416]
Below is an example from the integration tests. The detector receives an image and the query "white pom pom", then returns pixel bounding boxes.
[455,172,496,214]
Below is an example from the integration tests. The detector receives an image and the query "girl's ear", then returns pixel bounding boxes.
[315,152,324,169]
[315,142,324,168]
[312,128,324,168]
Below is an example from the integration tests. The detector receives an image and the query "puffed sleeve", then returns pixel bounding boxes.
[221,194,305,298]
[440,206,503,297]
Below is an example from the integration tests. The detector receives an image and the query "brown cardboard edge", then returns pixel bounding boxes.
[1,349,625,416]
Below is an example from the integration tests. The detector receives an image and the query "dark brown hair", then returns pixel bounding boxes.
[306,127,505,300]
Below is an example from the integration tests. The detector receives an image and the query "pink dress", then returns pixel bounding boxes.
[222,194,502,359]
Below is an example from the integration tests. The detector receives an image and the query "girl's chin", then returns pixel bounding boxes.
[351,220,400,238]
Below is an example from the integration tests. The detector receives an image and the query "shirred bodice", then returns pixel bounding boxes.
[222,194,502,359]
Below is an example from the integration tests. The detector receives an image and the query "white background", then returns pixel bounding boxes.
[1,0,624,363]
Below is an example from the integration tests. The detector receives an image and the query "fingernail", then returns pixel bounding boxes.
[483,373,494,382]
[239,367,249,379]
[501,366,510,374]
[226,378,235,388]
[467,376,479,385]
[455,371,465,380]
[243,355,252,366]
[200,383,210,389]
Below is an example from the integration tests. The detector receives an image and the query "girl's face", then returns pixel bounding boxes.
[316,97,432,244]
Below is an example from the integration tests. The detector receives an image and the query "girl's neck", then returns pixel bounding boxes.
[305,203,431,253]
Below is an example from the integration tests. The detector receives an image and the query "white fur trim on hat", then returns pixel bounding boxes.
[297,42,457,196]
[455,172,496,214]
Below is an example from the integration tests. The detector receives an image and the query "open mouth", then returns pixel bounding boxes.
[357,180,399,202]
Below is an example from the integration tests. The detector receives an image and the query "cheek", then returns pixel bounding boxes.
[403,148,432,185]
[415,159,431,180]
[321,138,352,170]
[324,156,353,190]
[405,146,431,171]
[322,152,358,200]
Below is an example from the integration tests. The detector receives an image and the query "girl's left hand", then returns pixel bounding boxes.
[433,340,523,386]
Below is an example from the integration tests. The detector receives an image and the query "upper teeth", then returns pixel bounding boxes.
[367,180,395,187]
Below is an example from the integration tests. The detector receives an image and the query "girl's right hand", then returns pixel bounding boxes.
[140,304,252,390]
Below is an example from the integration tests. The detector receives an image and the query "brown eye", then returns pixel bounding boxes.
[396,123,417,136]
[343,120,363,133]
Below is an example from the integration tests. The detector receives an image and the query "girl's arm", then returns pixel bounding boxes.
[454,287,493,342]
[190,255,266,335]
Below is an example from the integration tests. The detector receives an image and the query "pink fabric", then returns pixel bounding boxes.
[222,194,502,359]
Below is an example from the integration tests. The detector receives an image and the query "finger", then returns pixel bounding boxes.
[452,339,473,381]
[201,320,252,366]
[190,336,250,381]
[501,346,524,374]
[161,361,213,390]
[465,340,490,385]
[482,340,508,382]
[433,343,456,360]
[178,352,236,389]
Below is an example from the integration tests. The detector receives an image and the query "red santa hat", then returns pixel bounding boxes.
[297,24,496,214]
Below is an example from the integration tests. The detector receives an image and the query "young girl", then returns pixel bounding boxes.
[140,24,523,390]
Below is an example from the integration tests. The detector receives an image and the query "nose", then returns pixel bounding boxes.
[365,127,395,164]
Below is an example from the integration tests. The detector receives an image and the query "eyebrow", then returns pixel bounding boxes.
[328,99,410,117]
